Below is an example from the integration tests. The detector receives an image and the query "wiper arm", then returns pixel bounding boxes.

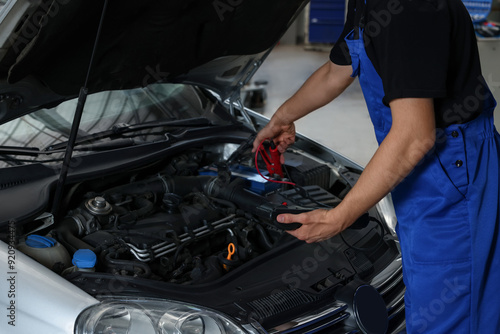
[0,139,142,163]
[0,146,45,156]
[73,138,142,151]
[45,117,213,152]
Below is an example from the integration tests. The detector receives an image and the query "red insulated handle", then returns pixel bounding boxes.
[269,144,283,178]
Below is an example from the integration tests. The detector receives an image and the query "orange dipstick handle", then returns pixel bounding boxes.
[224,243,236,271]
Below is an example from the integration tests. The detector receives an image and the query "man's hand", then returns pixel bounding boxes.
[252,118,296,164]
[251,62,354,162]
[276,208,349,243]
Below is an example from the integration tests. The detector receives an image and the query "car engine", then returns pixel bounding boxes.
[21,143,357,285]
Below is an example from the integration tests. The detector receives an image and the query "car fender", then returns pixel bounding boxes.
[0,240,98,334]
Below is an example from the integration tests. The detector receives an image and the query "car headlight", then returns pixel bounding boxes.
[74,299,247,334]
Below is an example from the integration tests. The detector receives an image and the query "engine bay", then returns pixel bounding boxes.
[11,141,391,286]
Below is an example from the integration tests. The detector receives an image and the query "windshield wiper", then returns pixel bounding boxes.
[0,146,48,156]
[0,146,66,166]
[0,137,144,157]
[45,117,213,152]
[73,138,145,151]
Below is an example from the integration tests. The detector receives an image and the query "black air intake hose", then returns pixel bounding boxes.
[58,218,96,254]
[160,175,277,220]
[163,175,214,197]
[104,175,214,198]
[104,178,167,196]
[204,178,276,220]
[104,175,277,220]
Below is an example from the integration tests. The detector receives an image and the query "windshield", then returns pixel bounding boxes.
[0,83,219,167]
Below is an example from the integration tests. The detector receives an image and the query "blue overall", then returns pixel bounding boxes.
[345,27,500,332]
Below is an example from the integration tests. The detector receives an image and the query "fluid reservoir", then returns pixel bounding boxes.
[62,249,97,275]
[17,235,72,271]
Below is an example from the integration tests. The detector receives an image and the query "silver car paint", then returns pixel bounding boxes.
[0,240,98,334]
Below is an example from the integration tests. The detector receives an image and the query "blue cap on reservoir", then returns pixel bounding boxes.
[72,249,97,269]
[26,235,57,248]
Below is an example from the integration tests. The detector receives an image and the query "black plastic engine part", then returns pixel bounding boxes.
[283,151,331,189]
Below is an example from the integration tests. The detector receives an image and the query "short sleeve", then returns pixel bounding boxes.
[366,0,451,105]
[330,0,356,65]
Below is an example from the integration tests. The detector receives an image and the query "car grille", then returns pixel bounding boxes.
[260,259,406,334]
[249,290,321,320]
[266,303,353,334]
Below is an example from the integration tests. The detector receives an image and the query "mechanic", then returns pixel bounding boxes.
[252,0,500,332]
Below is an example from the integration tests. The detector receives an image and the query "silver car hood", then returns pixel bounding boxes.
[0,0,308,125]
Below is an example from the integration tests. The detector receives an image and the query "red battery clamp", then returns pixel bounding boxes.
[258,140,284,178]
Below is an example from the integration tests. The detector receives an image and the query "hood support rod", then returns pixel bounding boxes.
[51,0,109,219]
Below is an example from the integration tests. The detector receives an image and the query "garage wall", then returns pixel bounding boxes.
[479,1,500,130]
[478,39,500,130]
[489,0,500,21]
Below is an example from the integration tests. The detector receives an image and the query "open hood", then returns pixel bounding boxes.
[0,0,308,124]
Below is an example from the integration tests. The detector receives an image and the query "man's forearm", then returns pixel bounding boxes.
[330,98,436,229]
[272,61,354,125]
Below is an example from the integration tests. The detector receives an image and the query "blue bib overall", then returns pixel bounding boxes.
[345,26,500,333]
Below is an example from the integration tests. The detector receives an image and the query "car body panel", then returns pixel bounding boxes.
[0,239,98,333]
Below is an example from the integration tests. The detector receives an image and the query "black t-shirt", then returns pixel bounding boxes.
[330,0,495,128]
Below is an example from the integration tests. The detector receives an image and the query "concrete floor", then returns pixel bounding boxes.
[252,42,500,167]
[252,44,378,167]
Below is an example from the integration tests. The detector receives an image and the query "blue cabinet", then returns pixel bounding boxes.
[308,0,346,43]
